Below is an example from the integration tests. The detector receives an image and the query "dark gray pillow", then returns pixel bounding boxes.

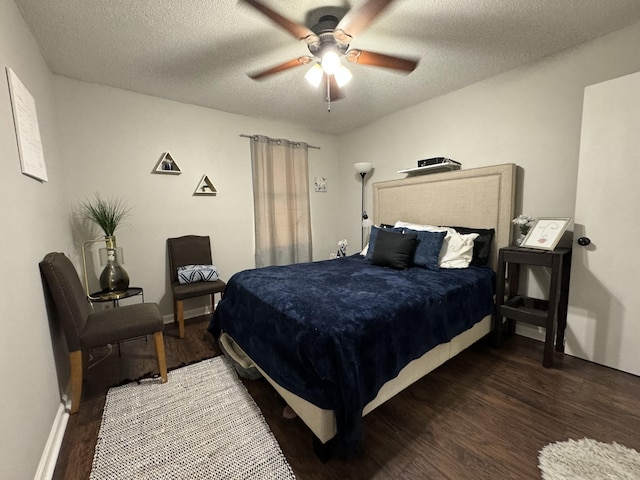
[448,226,495,267]
[403,229,447,270]
[371,229,417,270]
[365,225,404,260]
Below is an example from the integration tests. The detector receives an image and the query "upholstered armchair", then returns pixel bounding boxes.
[39,252,167,414]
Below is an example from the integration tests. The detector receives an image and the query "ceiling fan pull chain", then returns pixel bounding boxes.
[327,76,331,112]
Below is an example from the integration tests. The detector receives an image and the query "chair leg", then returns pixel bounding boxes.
[173,299,178,324]
[212,291,224,311]
[69,350,83,414]
[176,300,185,338]
[153,331,168,383]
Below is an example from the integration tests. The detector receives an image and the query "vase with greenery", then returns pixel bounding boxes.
[79,194,131,292]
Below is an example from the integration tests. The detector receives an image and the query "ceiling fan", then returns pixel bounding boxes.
[242,0,419,108]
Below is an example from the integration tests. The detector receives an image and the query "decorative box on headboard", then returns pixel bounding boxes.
[417,157,461,168]
[397,157,461,176]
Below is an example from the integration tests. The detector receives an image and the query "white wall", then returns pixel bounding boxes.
[337,20,640,337]
[0,0,73,478]
[3,3,340,477]
[5,0,640,475]
[53,78,341,317]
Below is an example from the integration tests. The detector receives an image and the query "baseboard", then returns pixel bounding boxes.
[515,322,546,342]
[161,303,217,324]
[34,398,69,480]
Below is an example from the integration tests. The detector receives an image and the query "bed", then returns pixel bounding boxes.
[209,163,516,454]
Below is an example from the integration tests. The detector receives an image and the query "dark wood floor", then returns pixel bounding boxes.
[53,316,640,479]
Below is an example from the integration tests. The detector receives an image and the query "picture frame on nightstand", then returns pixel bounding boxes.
[521,217,571,250]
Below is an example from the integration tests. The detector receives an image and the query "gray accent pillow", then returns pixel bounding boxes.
[365,225,404,260]
[371,229,417,270]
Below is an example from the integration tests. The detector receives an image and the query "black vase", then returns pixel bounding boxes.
[99,236,129,292]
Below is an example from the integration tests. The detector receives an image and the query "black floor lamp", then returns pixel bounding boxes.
[354,162,373,249]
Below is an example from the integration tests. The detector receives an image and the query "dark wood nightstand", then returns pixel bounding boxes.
[495,246,572,367]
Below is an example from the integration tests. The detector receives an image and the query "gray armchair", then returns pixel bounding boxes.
[39,252,167,414]
[167,235,226,338]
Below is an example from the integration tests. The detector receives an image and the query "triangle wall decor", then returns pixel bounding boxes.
[194,175,217,196]
[152,152,182,174]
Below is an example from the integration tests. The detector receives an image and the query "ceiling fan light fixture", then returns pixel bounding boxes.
[321,50,341,75]
[304,64,324,88]
[241,0,418,108]
[334,64,353,87]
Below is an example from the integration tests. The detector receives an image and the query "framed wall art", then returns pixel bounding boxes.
[6,67,48,182]
[314,176,327,192]
[521,217,571,250]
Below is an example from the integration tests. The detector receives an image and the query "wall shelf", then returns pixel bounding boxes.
[194,175,217,196]
[397,160,461,175]
[152,152,181,174]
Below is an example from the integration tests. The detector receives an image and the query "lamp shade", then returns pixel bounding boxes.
[353,162,372,174]
[305,64,324,88]
[321,50,341,75]
[334,65,353,87]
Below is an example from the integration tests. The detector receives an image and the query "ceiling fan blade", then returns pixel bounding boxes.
[248,56,313,80]
[334,0,396,43]
[323,74,344,102]
[346,49,418,73]
[240,0,319,44]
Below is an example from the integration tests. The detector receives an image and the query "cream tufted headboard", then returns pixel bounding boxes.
[373,163,516,271]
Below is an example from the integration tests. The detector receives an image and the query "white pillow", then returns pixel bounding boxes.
[360,243,369,256]
[394,221,478,268]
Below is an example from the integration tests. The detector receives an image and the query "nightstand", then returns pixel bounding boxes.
[495,246,572,367]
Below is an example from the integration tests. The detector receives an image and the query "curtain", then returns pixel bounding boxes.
[250,135,312,268]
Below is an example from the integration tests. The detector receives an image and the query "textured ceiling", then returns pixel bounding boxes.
[14,0,640,134]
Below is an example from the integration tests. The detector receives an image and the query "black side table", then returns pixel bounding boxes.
[89,287,144,307]
[495,246,571,367]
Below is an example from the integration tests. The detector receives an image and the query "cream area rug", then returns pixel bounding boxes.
[539,438,640,480]
[90,357,296,480]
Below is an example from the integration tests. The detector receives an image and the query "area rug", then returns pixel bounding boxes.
[539,438,640,480]
[89,356,296,479]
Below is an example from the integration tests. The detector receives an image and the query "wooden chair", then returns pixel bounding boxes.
[39,252,167,414]
[167,235,226,338]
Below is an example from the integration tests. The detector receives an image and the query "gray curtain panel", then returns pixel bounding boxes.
[250,135,312,267]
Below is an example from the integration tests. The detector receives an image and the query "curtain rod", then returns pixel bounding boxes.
[239,134,320,150]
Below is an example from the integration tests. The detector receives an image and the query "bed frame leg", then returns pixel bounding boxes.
[312,435,333,462]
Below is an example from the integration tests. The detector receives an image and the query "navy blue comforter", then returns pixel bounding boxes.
[209,255,494,451]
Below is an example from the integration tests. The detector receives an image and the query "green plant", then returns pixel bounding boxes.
[79,194,130,236]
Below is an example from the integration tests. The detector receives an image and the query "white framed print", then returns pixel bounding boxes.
[314,176,327,192]
[6,67,48,182]
[521,217,571,250]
